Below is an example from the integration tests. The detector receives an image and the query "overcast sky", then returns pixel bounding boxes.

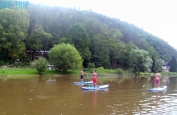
[29,0,177,49]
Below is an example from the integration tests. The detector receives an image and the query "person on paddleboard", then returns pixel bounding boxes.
[92,70,98,87]
[154,71,161,87]
[80,69,84,82]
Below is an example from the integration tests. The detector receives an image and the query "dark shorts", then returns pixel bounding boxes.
[80,75,83,79]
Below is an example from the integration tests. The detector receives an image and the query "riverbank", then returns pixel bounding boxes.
[0,67,119,75]
[0,67,176,78]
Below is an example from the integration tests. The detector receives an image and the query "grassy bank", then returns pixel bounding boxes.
[0,67,176,77]
[0,67,118,75]
[0,68,76,75]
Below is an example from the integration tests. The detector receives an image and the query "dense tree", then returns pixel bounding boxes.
[0,8,29,60]
[91,34,110,68]
[67,23,91,67]
[146,46,160,72]
[26,23,52,60]
[169,56,177,72]
[118,42,137,69]
[153,59,163,72]
[48,43,82,73]
[130,48,153,75]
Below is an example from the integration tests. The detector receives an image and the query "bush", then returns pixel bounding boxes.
[48,43,82,73]
[98,67,104,69]
[116,68,124,75]
[34,57,48,74]
[21,62,29,68]
[0,61,5,66]
[87,62,95,70]
[8,60,14,65]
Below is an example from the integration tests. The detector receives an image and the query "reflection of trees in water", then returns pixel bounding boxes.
[162,76,170,86]
[168,77,177,90]
[147,77,152,83]
[116,76,133,84]
[92,91,97,106]
[114,76,149,88]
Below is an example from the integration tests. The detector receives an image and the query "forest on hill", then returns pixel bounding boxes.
[0,3,177,73]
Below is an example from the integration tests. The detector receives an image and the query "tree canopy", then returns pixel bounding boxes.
[48,43,82,73]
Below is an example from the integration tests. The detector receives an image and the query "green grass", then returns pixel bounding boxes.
[0,68,79,75]
[1,67,176,78]
[83,68,117,74]
[0,68,38,74]
[0,67,119,75]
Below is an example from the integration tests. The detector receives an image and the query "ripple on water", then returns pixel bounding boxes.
[168,93,177,96]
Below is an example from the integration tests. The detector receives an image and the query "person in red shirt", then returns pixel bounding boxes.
[92,70,98,87]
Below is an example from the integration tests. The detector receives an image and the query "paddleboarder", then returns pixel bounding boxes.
[92,70,98,87]
[80,69,84,82]
[154,71,161,88]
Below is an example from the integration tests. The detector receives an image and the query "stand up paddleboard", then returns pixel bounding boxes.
[73,81,93,85]
[148,86,167,92]
[82,84,109,90]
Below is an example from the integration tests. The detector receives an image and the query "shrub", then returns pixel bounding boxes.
[21,62,29,68]
[34,57,48,74]
[0,61,5,66]
[98,67,104,69]
[48,43,82,73]
[87,62,95,70]
[116,68,124,75]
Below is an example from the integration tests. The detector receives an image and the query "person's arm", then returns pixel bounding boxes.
[96,73,99,78]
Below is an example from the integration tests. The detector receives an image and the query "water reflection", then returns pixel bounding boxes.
[46,78,56,82]
[162,76,170,86]
[153,92,160,106]
[92,91,97,106]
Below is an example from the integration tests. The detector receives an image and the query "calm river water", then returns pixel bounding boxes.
[0,75,177,115]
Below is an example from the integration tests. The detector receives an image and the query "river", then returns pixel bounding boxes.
[0,75,176,115]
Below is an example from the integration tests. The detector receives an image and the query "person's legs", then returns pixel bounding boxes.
[154,80,156,87]
[157,80,160,87]
[155,79,160,87]
[154,80,157,87]
[80,75,83,82]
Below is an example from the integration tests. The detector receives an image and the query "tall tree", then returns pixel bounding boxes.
[91,34,110,68]
[26,23,52,60]
[0,8,29,60]
[130,48,153,75]
[68,23,91,67]
[153,59,163,72]
[118,42,137,69]
[108,29,124,68]
[169,56,177,72]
